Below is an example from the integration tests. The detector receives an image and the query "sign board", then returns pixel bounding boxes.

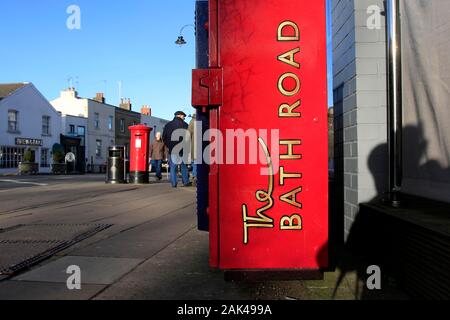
[203,0,329,271]
[15,138,43,147]
[135,138,142,149]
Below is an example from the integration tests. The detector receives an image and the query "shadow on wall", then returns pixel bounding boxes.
[403,125,450,195]
[332,142,388,300]
[329,124,450,299]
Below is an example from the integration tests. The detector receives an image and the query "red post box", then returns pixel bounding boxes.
[192,0,329,275]
[129,125,152,184]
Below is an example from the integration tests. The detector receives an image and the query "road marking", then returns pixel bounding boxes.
[0,179,48,186]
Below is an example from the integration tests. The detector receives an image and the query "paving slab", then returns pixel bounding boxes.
[0,280,105,300]
[94,229,260,300]
[94,229,354,300]
[71,204,196,259]
[95,228,405,300]
[13,256,142,285]
[70,237,180,260]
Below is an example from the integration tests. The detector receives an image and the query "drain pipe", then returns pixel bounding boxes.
[386,0,403,207]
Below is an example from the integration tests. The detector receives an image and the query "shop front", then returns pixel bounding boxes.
[60,134,86,174]
[0,137,52,174]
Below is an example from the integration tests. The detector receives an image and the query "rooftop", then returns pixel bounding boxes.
[0,83,28,100]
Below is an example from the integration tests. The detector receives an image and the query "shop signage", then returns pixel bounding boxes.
[15,138,43,147]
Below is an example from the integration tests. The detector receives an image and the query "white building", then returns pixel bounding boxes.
[61,114,88,145]
[0,83,62,174]
[51,89,115,169]
[140,106,170,141]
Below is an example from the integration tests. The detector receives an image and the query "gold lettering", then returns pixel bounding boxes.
[279,100,301,118]
[243,138,275,245]
[277,47,300,69]
[243,205,274,245]
[278,73,300,97]
[280,140,302,160]
[280,214,303,230]
[280,187,303,209]
[279,167,302,186]
[278,21,300,41]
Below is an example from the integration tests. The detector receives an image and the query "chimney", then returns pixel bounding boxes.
[63,87,78,98]
[120,98,132,111]
[141,105,152,116]
[93,92,105,104]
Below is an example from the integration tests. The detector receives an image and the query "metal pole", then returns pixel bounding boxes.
[179,24,195,37]
[124,144,128,184]
[386,0,403,207]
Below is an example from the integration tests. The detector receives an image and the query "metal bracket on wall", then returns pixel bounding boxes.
[192,68,223,112]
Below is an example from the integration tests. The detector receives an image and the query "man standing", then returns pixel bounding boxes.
[149,132,167,181]
[163,111,191,188]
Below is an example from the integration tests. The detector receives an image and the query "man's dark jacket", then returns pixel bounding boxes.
[162,117,189,154]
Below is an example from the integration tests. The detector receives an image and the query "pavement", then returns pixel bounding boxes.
[0,174,409,300]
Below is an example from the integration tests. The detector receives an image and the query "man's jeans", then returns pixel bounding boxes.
[169,154,189,187]
[151,159,162,179]
[191,161,197,178]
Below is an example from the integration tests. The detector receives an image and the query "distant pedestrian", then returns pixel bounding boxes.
[162,111,191,188]
[149,132,167,181]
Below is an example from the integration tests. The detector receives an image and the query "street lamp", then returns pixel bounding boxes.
[175,36,187,46]
[175,24,195,46]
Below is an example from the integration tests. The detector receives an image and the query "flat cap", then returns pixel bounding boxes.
[175,111,187,117]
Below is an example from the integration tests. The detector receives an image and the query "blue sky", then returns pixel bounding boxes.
[0,1,333,120]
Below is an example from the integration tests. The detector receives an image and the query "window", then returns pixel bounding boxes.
[40,148,49,168]
[77,126,86,146]
[0,146,25,169]
[109,116,113,131]
[42,116,51,135]
[8,110,18,132]
[77,126,85,136]
[96,140,102,157]
[69,125,76,134]
[94,113,100,129]
[120,119,125,133]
